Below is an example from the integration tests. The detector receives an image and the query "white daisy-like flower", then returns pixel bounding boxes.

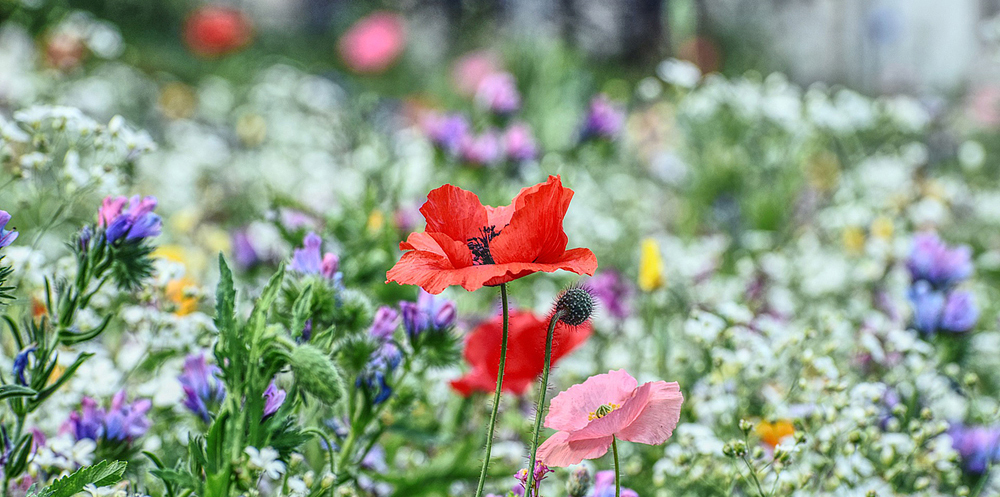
[245,446,286,479]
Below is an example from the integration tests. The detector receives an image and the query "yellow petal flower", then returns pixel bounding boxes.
[842,226,865,255]
[870,216,894,240]
[638,238,665,292]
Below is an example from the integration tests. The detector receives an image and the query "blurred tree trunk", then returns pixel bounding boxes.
[621,0,668,63]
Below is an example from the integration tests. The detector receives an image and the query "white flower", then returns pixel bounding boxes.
[245,446,286,479]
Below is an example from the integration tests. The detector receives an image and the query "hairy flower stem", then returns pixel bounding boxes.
[474,283,510,497]
[612,436,621,497]
[524,309,564,497]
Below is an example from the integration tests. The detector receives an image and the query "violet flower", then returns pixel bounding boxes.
[423,113,469,155]
[593,470,639,497]
[178,354,226,422]
[459,132,501,166]
[12,345,35,386]
[580,94,624,141]
[67,397,105,441]
[369,306,400,341]
[940,290,979,333]
[475,72,521,114]
[589,271,633,320]
[949,423,1000,474]
[291,232,339,280]
[99,195,162,243]
[263,380,287,418]
[906,232,973,289]
[399,290,456,339]
[503,123,537,162]
[515,461,553,495]
[231,229,260,269]
[357,342,401,405]
[0,210,18,248]
[103,390,152,442]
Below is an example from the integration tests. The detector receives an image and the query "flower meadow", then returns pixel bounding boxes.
[3,5,1000,497]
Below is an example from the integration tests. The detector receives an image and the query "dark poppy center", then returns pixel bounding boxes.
[467,225,502,265]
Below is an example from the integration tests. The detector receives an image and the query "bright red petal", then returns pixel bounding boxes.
[420,184,488,243]
[490,175,573,264]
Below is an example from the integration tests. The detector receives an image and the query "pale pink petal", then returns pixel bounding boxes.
[567,382,651,443]
[544,369,637,432]
[616,381,683,445]
[537,431,613,467]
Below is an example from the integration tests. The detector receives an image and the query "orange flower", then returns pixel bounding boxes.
[386,176,597,294]
[756,419,795,447]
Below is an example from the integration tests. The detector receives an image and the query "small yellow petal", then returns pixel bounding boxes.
[638,238,665,292]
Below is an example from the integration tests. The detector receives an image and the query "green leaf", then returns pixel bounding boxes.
[248,264,285,341]
[214,254,236,336]
[30,460,127,497]
[0,384,37,401]
[290,284,313,340]
[32,352,94,406]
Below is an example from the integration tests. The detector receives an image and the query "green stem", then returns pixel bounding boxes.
[612,437,621,497]
[524,310,563,497]
[474,283,510,497]
[742,455,767,497]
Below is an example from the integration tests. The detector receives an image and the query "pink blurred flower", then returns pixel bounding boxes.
[503,123,537,162]
[338,11,406,74]
[537,369,683,467]
[967,85,1000,128]
[475,72,521,114]
[451,50,502,96]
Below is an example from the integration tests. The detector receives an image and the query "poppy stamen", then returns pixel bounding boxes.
[467,225,502,265]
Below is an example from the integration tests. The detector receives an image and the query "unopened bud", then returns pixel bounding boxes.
[739,419,754,435]
[290,344,347,406]
[566,466,592,497]
[555,287,596,326]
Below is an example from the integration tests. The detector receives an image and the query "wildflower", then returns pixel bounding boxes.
[183,5,252,58]
[638,238,664,292]
[387,175,598,294]
[99,195,161,243]
[451,50,502,96]
[756,420,795,448]
[588,271,632,320]
[906,232,972,289]
[67,397,106,442]
[940,290,979,332]
[422,112,470,155]
[338,11,406,74]
[245,446,286,479]
[459,132,502,166]
[592,470,639,497]
[536,369,683,466]
[515,461,553,495]
[263,380,286,418]
[579,94,624,141]
[451,310,591,396]
[0,210,18,248]
[102,391,152,442]
[178,354,226,422]
[12,345,35,385]
[400,290,457,339]
[291,232,339,280]
[908,281,978,334]
[503,123,538,162]
[231,229,260,269]
[369,305,400,341]
[475,72,521,114]
[357,342,401,405]
[948,423,1000,474]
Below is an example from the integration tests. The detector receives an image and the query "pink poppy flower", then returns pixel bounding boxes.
[338,11,406,74]
[537,369,683,467]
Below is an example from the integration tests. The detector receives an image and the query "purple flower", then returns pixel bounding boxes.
[593,470,639,497]
[361,444,389,473]
[103,390,151,442]
[231,229,260,269]
[178,354,226,422]
[67,397,105,441]
[580,94,624,141]
[263,380,286,418]
[459,132,501,166]
[589,271,633,320]
[514,461,553,495]
[99,195,161,243]
[908,280,946,334]
[369,305,400,341]
[940,290,979,333]
[503,123,537,162]
[0,210,18,248]
[357,342,401,405]
[12,345,35,386]
[906,232,973,289]
[475,72,521,114]
[280,209,319,231]
[291,232,339,280]
[399,290,456,339]
[423,113,469,155]
[949,423,1000,474]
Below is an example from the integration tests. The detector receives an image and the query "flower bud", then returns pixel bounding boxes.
[566,466,592,497]
[554,287,595,326]
[739,419,754,435]
[290,344,347,406]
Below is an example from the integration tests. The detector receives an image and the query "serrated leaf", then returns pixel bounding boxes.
[248,265,285,342]
[214,254,236,335]
[30,460,127,497]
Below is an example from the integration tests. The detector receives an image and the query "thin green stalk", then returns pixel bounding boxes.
[474,283,510,497]
[524,310,563,497]
[742,455,767,497]
[612,437,621,497]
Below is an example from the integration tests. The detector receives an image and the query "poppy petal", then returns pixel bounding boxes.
[491,176,573,264]
[567,382,652,443]
[420,184,488,243]
[387,251,513,294]
[537,431,613,467]
[615,381,683,446]
[544,369,638,432]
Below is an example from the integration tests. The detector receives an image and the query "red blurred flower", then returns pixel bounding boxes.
[451,310,592,396]
[184,6,252,58]
[386,175,598,294]
[338,11,406,74]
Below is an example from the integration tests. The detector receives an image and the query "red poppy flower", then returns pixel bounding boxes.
[386,175,597,294]
[184,6,252,58]
[451,310,592,396]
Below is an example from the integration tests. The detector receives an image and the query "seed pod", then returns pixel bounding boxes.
[290,344,347,406]
[554,287,595,326]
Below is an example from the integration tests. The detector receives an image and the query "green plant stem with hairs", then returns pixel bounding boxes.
[612,436,621,497]
[473,283,510,497]
[524,309,564,497]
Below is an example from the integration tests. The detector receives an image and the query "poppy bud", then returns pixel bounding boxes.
[289,344,346,406]
[566,466,592,497]
[554,287,595,327]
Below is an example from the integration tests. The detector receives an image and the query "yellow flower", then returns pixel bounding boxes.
[638,238,665,291]
[842,226,865,255]
[756,419,795,447]
[367,209,385,234]
[165,277,199,316]
[870,216,894,240]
